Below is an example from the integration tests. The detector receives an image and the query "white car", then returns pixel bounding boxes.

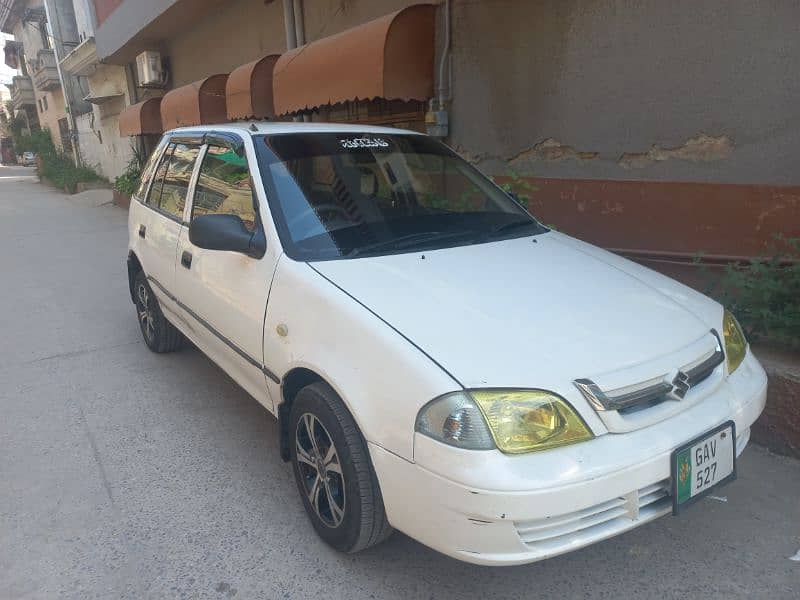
[127,122,767,565]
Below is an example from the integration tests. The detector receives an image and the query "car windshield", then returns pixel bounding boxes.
[256,132,546,260]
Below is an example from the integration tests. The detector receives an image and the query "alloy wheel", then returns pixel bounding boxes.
[136,282,156,343]
[295,413,346,528]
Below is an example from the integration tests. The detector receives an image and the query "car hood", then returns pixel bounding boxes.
[310,231,712,393]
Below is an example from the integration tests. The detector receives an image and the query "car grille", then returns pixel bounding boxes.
[574,331,724,414]
[514,479,671,549]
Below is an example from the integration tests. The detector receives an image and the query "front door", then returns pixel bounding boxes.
[135,139,201,314]
[173,138,278,410]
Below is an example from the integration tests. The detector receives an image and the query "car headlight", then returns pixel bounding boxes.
[415,389,593,454]
[722,309,747,374]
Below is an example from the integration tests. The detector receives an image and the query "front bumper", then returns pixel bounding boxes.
[370,350,767,566]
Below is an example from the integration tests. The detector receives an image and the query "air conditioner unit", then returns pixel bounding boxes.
[136,51,164,87]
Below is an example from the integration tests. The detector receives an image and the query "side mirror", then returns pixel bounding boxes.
[189,214,266,258]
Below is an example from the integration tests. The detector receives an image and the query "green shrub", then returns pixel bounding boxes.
[40,154,103,194]
[22,129,103,193]
[113,157,141,197]
[15,129,54,156]
[491,169,537,209]
[707,235,800,348]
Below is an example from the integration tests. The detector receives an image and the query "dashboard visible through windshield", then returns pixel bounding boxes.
[256,132,546,261]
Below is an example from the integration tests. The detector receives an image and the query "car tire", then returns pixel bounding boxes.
[289,382,393,553]
[133,271,183,353]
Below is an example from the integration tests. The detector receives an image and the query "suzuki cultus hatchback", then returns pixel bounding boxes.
[127,123,766,565]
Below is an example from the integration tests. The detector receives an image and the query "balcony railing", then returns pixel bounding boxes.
[9,75,35,109]
[31,49,60,91]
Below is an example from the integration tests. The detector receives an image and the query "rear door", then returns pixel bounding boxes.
[135,138,203,312]
[173,135,277,409]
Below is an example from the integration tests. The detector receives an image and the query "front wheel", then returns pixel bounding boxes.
[289,382,393,553]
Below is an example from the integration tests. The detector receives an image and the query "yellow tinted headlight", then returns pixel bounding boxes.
[722,309,747,374]
[471,390,593,454]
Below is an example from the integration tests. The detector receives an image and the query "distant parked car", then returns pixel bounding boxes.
[22,152,37,167]
[127,122,767,565]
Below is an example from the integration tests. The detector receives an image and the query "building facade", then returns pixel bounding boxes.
[2,1,68,148]
[58,0,134,178]
[0,0,94,157]
[12,0,800,282]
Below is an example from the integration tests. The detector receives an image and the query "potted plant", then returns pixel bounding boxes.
[113,150,143,209]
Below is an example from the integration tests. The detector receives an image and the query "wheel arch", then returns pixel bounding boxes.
[278,367,366,463]
[127,250,143,304]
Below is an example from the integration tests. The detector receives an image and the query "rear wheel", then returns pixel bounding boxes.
[133,271,183,353]
[289,382,393,553]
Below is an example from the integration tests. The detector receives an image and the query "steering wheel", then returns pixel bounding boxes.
[287,204,352,238]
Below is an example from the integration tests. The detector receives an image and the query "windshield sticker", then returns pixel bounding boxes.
[339,137,390,149]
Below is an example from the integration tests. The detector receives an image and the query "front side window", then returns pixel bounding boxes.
[192,145,256,231]
[257,133,545,260]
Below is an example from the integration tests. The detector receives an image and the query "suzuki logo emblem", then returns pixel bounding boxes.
[667,369,691,401]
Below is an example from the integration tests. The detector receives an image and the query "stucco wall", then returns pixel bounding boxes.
[447,0,800,186]
[165,0,430,87]
[300,0,435,42]
[170,0,798,186]
[166,0,283,87]
[40,88,67,145]
[106,0,799,188]
[92,0,123,27]
[77,64,134,178]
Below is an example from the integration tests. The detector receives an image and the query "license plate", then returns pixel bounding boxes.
[671,421,736,515]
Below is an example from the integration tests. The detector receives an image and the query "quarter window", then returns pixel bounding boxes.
[192,145,256,231]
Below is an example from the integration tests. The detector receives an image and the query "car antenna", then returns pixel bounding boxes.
[249,123,258,132]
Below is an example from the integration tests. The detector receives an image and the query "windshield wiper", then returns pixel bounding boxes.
[346,231,472,258]
[481,219,541,240]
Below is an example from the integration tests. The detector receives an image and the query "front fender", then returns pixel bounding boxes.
[263,257,460,460]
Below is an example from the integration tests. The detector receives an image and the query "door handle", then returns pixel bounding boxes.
[138,224,146,239]
[181,250,192,269]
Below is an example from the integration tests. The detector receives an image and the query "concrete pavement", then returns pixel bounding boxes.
[0,164,798,599]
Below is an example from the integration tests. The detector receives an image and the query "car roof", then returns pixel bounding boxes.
[165,121,421,137]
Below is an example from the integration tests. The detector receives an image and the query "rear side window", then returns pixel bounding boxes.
[136,141,167,200]
[192,145,256,231]
[147,143,174,207]
[159,143,201,219]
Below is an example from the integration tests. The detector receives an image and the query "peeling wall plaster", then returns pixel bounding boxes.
[618,134,735,170]
[510,138,598,166]
[448,0,799,184]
